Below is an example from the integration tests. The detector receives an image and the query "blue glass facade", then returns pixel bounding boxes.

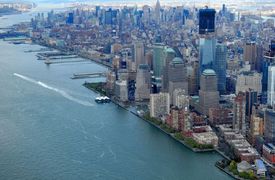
[199,37,216,74]
[214,43,227,93]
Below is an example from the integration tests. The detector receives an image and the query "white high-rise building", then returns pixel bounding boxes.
[268,66,275,106]
[150,93,170,118]
[236,71,262,94]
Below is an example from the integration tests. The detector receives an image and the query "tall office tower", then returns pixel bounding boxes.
[264,108,275,144]
[262,40,275,103]
[199,36,216,74]
[214,43,227,93]
[162,48,176,92]
[167,58,188,99]
[153,43,165,77]
[245,89,258,119]
[95,6,100,17]
[145,50,153,70]
[243,42,258,71]
[67,12,74,24]
[135,64,151,101]
[236,72,262,94]
[199,69,219,116]
[104,9,113,25]
[134,41,145,70]
[198,8,216,35]
[233,92,246,135]
[115,80,128,102]
[198,7,216,78]
[188,61,199,95]
[155,0,161,24]
[142,5,150,23]
[150,93,170,118]
[268,66,275,106]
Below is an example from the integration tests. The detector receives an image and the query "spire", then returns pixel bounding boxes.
[155,0,161,24]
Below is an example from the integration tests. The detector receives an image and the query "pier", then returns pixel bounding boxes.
[71,72,107,79]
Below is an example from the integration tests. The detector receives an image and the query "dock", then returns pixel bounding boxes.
[71,72,107,79]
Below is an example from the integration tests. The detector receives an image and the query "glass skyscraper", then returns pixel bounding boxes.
[268,66,275,106]
[153,43,165,77]
[214,43,227,93]
[199,36,216,74]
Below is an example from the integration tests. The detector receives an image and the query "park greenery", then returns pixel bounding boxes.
[83,82,107,96]
[143,113,214,150]
[228,160,257,180]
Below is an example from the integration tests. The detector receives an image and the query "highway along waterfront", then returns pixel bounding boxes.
[0,5,232,180]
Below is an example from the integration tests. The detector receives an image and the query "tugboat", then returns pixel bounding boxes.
[95,96,111,103]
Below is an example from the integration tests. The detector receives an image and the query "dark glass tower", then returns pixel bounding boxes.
[199,8,216,34]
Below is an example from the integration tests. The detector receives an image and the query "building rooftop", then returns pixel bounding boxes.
[171,57,183,64]
[202,69,216,76]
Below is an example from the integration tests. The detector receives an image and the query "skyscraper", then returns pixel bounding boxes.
[162,48,176,92]
[199,69,219,116]
[67,12,74,24]
[198,8,216,35]
[268,66,275,106]
[236,72,262,94]
[135,64,151,101]
[155,0,161,24]
[152,43,165,77]
[199,36,216,74]
[150,92,170,118]
[261,40,275,103]
[134,41,145,69]
[264,109,275,144]
[214,43,227,93]
[233,92,246,135]
[243,42,258,71]
[167,57,188,99]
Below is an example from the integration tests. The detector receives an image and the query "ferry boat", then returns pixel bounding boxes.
[95,96,111,103]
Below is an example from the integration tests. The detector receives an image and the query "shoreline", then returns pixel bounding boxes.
[83,82,215,153]
[22,40,233,178]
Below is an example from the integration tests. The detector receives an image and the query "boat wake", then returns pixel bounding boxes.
[13,73,94,107]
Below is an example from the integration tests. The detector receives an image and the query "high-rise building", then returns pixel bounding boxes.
[214,43,227,93]
[155,0,161,24]
[173,89,189,110]
[262,40,275,103]
[105,8,113,25]
[198,8,216,35]
[236,71,262,94]
[135,64,151,101]
[199,36,216,74]
[67,12,74,24]
[268,66,275,106]
[245,90,258,118]
[150,93,170,118]
[162,48,176,92]
[115,80,128,102]
[167,57,188,98]
[243,42,257,70]
[188,61,199,95]
[134,41,145,69]
[264,109,275,144]
[233,92,246,135]
[152,43,165,77]
[199,69,219,116]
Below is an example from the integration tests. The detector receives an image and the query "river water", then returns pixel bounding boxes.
[0,4,232,180]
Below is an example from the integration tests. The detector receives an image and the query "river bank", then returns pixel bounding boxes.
[84,82,215,153]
